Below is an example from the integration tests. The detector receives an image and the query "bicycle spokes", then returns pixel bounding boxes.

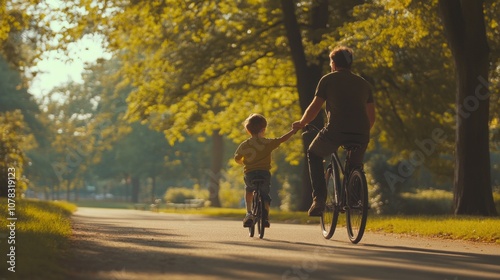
[346,170,368,244]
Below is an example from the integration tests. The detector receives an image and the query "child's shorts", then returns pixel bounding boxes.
[244,170,272,202]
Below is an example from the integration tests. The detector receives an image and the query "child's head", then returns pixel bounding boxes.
[244,113,267,136]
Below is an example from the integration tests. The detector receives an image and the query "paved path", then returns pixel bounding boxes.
[67,208,500,280]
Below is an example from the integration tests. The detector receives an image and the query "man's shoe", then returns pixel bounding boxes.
[308,198,325,217]
[243,213,253,227]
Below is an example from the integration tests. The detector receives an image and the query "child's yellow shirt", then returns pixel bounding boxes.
[234,137,281,173]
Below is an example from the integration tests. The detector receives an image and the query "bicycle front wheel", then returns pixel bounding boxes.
[320,162,341,239]
[345,169,368,244]
[257,198,265,239]
[249,192,258,237]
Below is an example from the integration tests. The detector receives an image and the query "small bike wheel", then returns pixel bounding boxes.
[257,198,265,239]
[320,161,341,239]
[249,192,258,237]
[346,169,368,244]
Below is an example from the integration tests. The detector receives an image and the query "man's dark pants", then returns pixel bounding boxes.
[307,129,368,201]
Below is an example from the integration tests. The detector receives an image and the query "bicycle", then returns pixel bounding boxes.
[304,125,369,244]
[248,177,266,239]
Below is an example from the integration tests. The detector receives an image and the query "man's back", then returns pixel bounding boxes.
[315,70,373,135]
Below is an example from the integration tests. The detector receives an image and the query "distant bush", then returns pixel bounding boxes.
[164,187,195,203]
[399,189,453,215]
[494,190,500,214]
[377,189,500,215]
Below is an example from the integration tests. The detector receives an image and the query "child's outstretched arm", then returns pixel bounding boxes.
[278,127,299,144]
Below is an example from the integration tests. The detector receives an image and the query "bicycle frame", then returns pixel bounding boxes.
[330,147,357,206]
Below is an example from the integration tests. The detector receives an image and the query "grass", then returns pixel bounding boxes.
[74,200,140,209]
[366,215,500,243]
[0,198,76,280]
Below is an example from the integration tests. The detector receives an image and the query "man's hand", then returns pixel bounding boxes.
[292,121,305,130]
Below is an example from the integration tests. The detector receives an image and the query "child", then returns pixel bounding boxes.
[234,113,297,228]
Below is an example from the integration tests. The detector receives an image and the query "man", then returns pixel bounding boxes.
[292,46,376,216]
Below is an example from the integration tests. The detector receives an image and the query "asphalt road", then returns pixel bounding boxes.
[67,207,500,280]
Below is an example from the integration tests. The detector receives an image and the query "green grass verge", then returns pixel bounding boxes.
[366,215,500,244]
[0,198,76,280]
[74,200,140,209]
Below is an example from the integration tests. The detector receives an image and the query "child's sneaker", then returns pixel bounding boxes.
[243,213,253,227]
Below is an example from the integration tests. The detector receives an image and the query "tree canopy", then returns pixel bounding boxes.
[0,0,498,215]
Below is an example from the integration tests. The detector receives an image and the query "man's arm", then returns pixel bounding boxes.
[292,96,325,129]
[366,102,375,129]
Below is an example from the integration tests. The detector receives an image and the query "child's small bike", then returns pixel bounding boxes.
[304,125,369,244]
[248,177,266,239]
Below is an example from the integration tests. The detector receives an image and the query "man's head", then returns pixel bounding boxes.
[329,46,353,71]
[244,113,267,136]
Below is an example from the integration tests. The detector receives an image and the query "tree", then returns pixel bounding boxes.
[51,0,499,212]
[0,110,34,197]
[438,0,497,216]
[95,122,168,203]
[67,0,303,207]
[0,57,40,197]
[331,1,457,196]
[1,0,61,198]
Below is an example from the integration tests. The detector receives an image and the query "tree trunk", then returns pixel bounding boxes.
[438,0,497,216]
[208,130,223,207]
[0,172,6,197]
[66,180,70,201]
[151,176,156,203]
[131,176,140,203]
[280,0,327,210]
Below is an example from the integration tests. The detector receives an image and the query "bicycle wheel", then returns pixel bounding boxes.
[257,197,265,239]
[320,161,341,239]
[249,192,258,237]
[345,169,368,244]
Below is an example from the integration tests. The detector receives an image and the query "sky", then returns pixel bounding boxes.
[28,34,112,100]
[24,0,112,101]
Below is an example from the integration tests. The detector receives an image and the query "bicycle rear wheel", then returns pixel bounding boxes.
[320,161,341,239]
[345,169,368,244]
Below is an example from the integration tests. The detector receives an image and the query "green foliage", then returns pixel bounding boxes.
[369,188,500,216]
[0,110,34,196]
[6,0,497,212]
[218,164,245,208]
[399,189,453,215]
[164,186,208,204]
[335,1,456,180]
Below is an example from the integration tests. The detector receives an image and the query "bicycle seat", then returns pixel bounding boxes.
[341,143,362,151]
